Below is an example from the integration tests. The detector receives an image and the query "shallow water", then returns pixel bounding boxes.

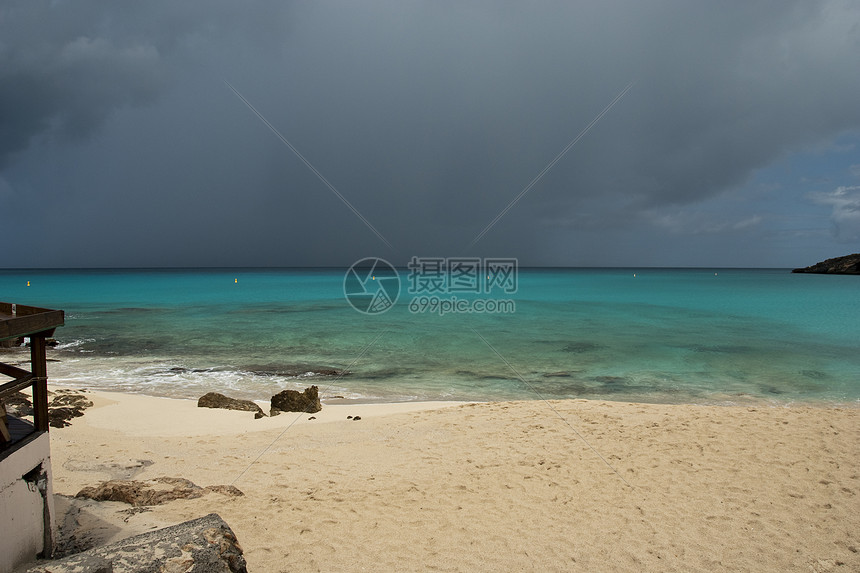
[1,268,857,405]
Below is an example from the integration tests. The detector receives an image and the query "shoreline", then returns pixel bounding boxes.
[46,381,860,410]
[55,386,472,437]
[38,386,860,571]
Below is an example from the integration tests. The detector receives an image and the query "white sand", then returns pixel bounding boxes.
[73,390,466,437]
[46,388,860,572]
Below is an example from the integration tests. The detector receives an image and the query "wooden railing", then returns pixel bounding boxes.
[0,304,63,448]
[0,337,50,436]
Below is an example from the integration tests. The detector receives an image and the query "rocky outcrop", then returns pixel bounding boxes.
[75,477,243,507]
[0,390,92,427]
[2,391,33,416]
[49,391,94,428]
[792,253,860,274]
[270,385,322,415]
[198,392,265,418]
[21,513,247,573]
[244,364,346,377]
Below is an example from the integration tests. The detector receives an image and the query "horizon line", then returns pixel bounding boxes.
[0,265,799,271]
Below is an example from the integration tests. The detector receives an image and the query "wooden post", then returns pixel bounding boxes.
[30,335,49,432]
[0,401,10,442]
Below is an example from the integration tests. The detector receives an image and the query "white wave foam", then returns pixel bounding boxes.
[47,357,380,402]
[54,338,96,350]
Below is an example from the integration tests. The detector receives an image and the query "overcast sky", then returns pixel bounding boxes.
[2,0,859,268]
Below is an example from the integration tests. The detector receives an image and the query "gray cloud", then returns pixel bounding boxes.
[0,1,295,167]
[1,3,161,167]
[811,186,860,242]
[2,1,859,267]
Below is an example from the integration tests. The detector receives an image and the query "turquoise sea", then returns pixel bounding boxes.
[1,268,858,405]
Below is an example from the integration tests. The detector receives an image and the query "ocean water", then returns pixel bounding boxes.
[1,268,858,405]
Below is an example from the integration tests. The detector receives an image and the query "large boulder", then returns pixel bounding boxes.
[270,385,321,415]
[197,392,265,418]
[21,513,247,573]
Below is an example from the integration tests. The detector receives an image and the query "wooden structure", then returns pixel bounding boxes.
[0,302,64,569]
[0,303,64,447]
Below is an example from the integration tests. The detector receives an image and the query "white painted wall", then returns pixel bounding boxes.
[0,433,55,572]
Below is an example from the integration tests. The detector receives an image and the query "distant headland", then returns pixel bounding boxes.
[792,253,860,275]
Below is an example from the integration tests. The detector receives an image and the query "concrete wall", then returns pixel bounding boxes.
[0,432,55,572]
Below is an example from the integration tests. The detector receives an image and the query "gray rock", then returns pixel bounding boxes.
[21,553,113,572]
[197,392,265,418]
[21,513,247,573]
[270,385,321,414]
[203,485,244,498]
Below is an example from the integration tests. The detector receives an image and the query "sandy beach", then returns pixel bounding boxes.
[45,388,859,572]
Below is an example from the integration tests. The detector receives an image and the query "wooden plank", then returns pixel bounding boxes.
[0,303,63,340]
[0,401,9,442]
[0,362,31,381]
[30,336,49,432]
[0,303,54,316]
[0,402,9,443]
[0,374,35,398]
[0,310,64,341]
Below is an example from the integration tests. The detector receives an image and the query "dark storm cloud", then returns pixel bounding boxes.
[1,2,153,167]
[2,1,859,267]
[0,0,290,167]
